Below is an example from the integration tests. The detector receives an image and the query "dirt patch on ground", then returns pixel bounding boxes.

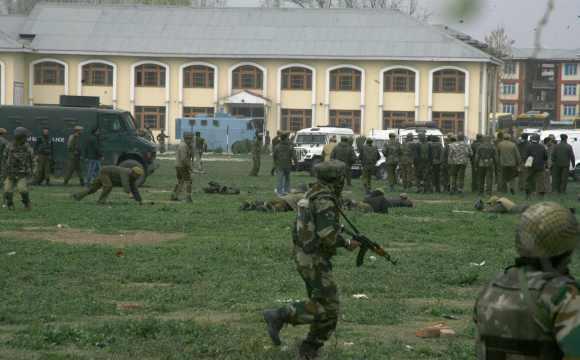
[0,228,185,245]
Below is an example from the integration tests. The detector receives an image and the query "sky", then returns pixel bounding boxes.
[226,0,580,50]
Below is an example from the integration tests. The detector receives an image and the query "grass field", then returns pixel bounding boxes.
[1,154,579,360]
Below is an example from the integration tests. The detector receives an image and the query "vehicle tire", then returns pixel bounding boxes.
[309,158,322,176]
[119,159,146,187]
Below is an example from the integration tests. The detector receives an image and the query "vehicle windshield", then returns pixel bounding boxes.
[123,112,137,130]
[295,134,326,145]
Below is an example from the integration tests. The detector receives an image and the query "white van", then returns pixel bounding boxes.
[293,127,355,171]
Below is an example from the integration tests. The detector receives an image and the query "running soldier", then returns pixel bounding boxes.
[73,166,143,205]
[3,127,34,210]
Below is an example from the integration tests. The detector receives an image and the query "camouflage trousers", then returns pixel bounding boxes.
[362,166,374,193]
[415,162,431,193]
[63,156,84,186]
[386,164,398,189]
[286,249,339,348]
[4,177,28,194]
[172,166,192,199]
[399,163,414,190]
[75,173,113,204]
[249,154,260,176]
[449,164,467,193]
[34,154,51,185]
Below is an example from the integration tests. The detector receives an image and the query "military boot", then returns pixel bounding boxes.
[298,341,322,360]
[4,193,14,210]
[21,192,31,210]
[263,307,291,346]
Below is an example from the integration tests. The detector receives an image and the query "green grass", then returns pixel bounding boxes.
[1,154,579,359]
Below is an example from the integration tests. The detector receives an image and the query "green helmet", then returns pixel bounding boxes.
[516,202,579,258]
[14,127,29,137]
[314,160,346,185]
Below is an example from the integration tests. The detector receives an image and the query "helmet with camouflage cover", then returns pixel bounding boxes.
[314,160,346,185]
[516,202,579,258]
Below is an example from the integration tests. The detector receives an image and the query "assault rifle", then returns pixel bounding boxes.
[337,207,398,267]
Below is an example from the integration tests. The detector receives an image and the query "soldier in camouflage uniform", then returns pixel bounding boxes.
[63,126,85,186]
[360,138,379,194]
[414,132,431,193]
[330,137,357,186]
[447,134,472,194]
[0,128,8,193]
[193,132,206,173]
[400,133,415,191]
[475,136,497,196]
[474,202,580,359]
[471,134,483,192]
[3,127,34,210]
[249,134,262,176]
[73,166,144,205]
[263,160,360,360]
[382,133,401,192]
[171,132,194,203]
[33,127,54,186]
[429,135,443,193]
[440,134,454,193]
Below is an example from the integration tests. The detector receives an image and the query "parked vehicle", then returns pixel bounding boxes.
[0,102,158,185]
[293,127,354,172]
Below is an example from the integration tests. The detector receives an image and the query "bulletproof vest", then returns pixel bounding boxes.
[478,145,495,167]
[417,142,430,162]
[293,189,334,254]
[36,136,52,155]
[430,143,442,165]
[475,267,566,360]
[5,143,32,177]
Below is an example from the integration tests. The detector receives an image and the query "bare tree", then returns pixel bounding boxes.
[484,26,514,58]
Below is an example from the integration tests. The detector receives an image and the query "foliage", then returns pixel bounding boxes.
[0,155,578,359]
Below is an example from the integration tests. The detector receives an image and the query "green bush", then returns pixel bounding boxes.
[231,139,252,154]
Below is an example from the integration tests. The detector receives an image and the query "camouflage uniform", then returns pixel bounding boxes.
[73,166,143,205]
[263,161,355,359]
[474,202,580,359]
[475,137,497,195]
[249,136,261,176]
[551,136,575,194]
[382,135,401,191]
[475,196,528,214]
[470,134,483,192]
[429,136,443,193]
[448,135,472,194]
[399,134,415,191]
[0,128,8,188]
[360,140,379,194]
[156,130,169,154]
[171,133,194,202]
[330,138,356,186]
[3,128,34,210]
[414,133,431,193]
[440,135,454,192]
[33,132,54,185]
[63,128,85,186]
[193,133,206,172]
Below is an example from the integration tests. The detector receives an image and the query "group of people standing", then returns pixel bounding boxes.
[372,131,575,199]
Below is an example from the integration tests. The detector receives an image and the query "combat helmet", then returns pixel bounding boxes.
[314,160,346,185]
[131,166,145,177]
[516,202,579,258]
[14,127,29,137]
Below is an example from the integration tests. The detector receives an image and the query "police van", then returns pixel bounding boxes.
[0,97,158,185]
[293,127,355,172]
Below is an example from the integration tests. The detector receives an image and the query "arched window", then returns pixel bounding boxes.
[183,65,214,88]
[135,64,166,87]
[383,69,415,92]
[433,69,465,93]
[330,68,361,91]
[281,67,312,90]
[232,65,263,90]
[82,63,113,86]
[34,61,65,85]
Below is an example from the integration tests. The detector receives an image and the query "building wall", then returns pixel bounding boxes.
[0,53,493,141]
